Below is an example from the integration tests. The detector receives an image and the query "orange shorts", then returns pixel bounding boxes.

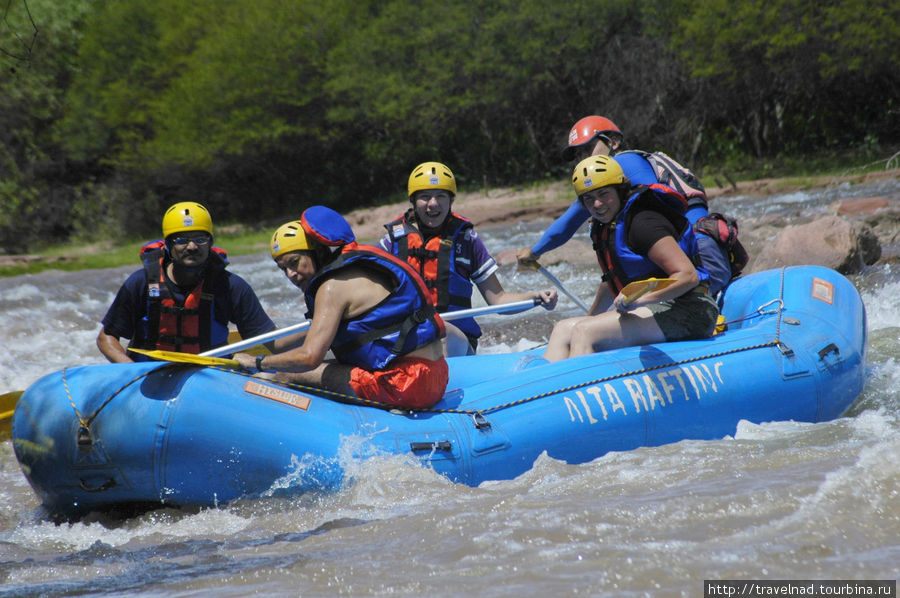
[349,356,449,409]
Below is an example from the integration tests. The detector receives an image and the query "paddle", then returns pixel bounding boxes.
[0,390,23,440]
[441,297,540,320]
[224,331,271,357]
[128,348,241,367]
[201,323,311,357]
[620,277,677,306]
[141,298,544,366]
[537,265,590,314]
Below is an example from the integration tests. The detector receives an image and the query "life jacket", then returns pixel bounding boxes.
[693,212,749,280]
[590,184,710,295]
[132,240,230,354]
[304,243,445,370]
[383,211,481,339]
[617,150,708,210]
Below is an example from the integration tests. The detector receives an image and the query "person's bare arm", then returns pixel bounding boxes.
[235,270,390,372]
[96,328,134,363]
[476,273,558,310]
[611,236,698,312]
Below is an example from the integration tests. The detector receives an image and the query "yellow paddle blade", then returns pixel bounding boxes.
[226,331,270,356]
[128,348,240,368]
[1,390,23,440]
[621,277,677,306]
[714,314,727,335]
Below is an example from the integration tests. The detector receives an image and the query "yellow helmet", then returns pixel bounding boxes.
[270,220,316,259]
[162,202,213,238]
[407,161,457,197]
[571,155,626,196]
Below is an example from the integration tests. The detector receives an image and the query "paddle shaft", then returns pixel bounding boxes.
[537,265,590,313]
[202,298,541,357]
[0,300,545,424]
[201,321,311,356]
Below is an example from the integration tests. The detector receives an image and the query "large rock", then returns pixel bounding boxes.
[747,215,881,275]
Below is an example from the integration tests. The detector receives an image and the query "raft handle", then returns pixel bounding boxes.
[471,412,492,430]
[817,343,839,360]
[777,342,794,357]
[79,477,116,493]
[76,426,93,447]
[410,441,453,452]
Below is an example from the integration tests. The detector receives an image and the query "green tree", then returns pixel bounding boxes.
[672,0,900,158]
[0,0,95,253]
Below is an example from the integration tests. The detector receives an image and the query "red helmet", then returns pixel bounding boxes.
[561,115,623,160]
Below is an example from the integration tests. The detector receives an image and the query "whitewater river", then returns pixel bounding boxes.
[1,180,897,596]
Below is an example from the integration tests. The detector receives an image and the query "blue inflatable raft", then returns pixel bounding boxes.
[12,266,867,518]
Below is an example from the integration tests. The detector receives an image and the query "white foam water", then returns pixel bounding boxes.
[0,180,897,596]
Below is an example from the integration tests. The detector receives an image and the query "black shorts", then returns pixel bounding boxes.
[645,287,719,341]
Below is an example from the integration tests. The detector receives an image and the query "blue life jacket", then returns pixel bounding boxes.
[304,244,444,370]
[589,184,710,295]
[384,211,481,340]
[132,241,229,357]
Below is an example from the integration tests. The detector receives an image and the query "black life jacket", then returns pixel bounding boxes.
[134,240,229,354]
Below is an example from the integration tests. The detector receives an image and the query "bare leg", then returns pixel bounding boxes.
[544,315,593,362]
[443,322,474,357]
[569,308,666,357]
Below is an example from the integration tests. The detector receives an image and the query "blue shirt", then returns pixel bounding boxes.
[531,152,659,256]
[101,267,276,345]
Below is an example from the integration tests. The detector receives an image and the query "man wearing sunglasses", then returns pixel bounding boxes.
[97,201,276,362]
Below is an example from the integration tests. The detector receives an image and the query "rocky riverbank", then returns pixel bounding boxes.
[3,168,898,274]
[344,168,900,275]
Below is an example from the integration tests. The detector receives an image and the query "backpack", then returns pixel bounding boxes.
[693,213,749,279]
[620,150,708,209]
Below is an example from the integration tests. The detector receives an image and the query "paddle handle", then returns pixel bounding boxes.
[442,298,539,320]
[201,321,312,357]
[202,298,542,357]
[537,266,590,313]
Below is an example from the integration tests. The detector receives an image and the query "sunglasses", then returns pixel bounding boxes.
[170,234,212,247]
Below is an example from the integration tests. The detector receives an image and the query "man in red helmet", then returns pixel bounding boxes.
[560,115,625,162]
[516,116,736,298]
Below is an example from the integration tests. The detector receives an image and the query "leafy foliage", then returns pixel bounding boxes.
[1,0,898,253]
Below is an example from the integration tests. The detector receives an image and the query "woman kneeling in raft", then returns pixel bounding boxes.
[234,206,448,409]
[543,155,719,362]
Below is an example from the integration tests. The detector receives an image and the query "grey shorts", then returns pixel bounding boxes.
[645,287,719,341]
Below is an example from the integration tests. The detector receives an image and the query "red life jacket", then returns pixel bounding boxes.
[385,211,474,309]
[384,211,483,340]
[136,240,229,354]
